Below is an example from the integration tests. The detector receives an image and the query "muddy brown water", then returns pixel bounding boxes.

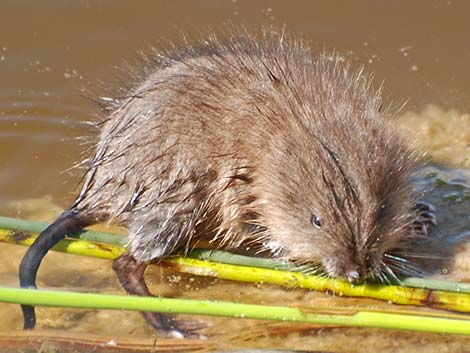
[1,1,470,352]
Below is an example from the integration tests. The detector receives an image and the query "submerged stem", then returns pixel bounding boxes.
[1,286,470,336]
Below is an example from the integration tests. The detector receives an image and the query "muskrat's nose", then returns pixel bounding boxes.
[346,270,361,284]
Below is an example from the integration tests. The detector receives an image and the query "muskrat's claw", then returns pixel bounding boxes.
[412,202,437,236]
[173,319,207,332]
[145,312,206,339]
[413,201,436,214]
[171,318,208,339]
[412,220,428,237]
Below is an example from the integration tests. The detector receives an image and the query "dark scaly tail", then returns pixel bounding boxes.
[19,208,90,329]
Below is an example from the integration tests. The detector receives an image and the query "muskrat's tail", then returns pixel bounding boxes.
[19,208,90,329]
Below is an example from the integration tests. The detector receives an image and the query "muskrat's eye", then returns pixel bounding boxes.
[311,214,322,228]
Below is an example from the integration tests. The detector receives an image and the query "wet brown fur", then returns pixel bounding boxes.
[73,31,417,283]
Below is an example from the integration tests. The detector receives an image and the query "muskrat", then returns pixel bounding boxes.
[19,31,436,338]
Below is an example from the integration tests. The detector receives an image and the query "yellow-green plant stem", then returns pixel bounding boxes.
[2,215,470,293]
[188,249,470,294]
[0,286,469,335]
[2,224,470,314]
[170,257,470,313]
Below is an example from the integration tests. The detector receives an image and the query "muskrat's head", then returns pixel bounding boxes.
[254,117,417,284]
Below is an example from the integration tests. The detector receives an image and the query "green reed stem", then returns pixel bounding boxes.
[0,216,125,246]
[0,286,469,335]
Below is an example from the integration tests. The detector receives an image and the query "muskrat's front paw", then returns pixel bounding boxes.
[411,202,437,236]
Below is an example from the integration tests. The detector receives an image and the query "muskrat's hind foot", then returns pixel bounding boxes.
[412,202,437,237]
[112,253,205,338]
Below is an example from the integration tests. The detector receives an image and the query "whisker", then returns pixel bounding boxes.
[386,256,424,273]
[390,252,441,260]
[295,264,320,275]
[387,262,424,278]
[370,272,380,284]
[376,271,386,285]
[383,253,408,263]
[381,261,401,285]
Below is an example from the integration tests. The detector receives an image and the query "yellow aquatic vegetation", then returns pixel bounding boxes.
[396,105,470,167]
